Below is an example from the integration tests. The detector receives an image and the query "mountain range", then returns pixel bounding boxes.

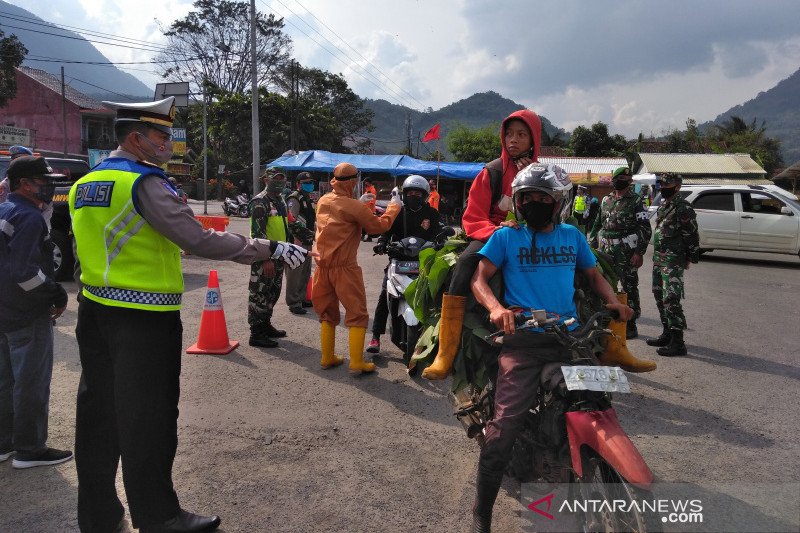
[701,67,800,165]
[3,0,798,166]
[0,0,152,101]
[362,91,566,159]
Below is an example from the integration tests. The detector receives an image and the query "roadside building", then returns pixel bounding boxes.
[633,153,768,184]
[0,66,115,158]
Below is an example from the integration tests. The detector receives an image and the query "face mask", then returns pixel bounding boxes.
[267,181,286,195]
[612,178,630,191]
[519,200,554,229]
[660,187,677,200]
[136,132,173,165]
[404,196,423,211]
[32,182,56,204]
[301,183,314,192]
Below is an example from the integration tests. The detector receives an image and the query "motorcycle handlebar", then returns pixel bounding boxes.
[483,310,619,344]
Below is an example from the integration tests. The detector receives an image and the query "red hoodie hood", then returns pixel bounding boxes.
[500,109,542,176]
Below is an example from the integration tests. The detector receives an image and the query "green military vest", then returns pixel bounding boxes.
[69,158,183,311]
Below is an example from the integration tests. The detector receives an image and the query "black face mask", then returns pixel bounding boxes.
[612,178,630,191]
[519,200,554,229]
[660,187,677,200]
[405,196,423,211]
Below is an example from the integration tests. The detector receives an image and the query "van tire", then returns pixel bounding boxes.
[51,229,74,281]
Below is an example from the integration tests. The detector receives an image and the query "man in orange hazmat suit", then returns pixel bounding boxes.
[312,162,401,373]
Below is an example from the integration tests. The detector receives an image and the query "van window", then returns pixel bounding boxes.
[742,193,786,215]
[693,192,735,211]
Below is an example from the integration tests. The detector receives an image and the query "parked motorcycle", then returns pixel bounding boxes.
[452,310,658,532]
[222,192,250,217]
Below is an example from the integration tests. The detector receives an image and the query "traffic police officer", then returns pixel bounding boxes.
[69,97,309,533]
[647,174,699,356]
[588,166,651,338]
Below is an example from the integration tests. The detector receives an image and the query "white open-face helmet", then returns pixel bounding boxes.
[511,163,573,225]
[401,174,430,202]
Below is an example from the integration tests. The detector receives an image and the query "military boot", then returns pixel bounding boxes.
[626,319,638,339]
[657,329,687,357]
[472,462,504,533]
[263,323,287,338]
[249,325,278,348]
[646,326,671,347]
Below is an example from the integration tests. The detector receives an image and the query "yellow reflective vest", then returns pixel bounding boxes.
[573,195,587,214]
[69,158,183,311]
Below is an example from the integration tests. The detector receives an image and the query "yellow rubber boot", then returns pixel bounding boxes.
[599,293,657,373]
[422,294,466,380]
[348,326,375,374]
[320,321,344,369]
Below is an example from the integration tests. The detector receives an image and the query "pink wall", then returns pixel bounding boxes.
[0,71,85,154]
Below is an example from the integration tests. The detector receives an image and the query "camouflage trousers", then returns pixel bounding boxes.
[651,262,686,330]
[600,242,642,320]
[248,260,284,330]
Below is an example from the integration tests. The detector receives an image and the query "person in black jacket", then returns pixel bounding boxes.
[366,175,447,354]
[0,156,72,469]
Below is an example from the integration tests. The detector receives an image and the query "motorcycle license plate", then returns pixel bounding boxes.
[395,261,420,275]
[561,365,631,393]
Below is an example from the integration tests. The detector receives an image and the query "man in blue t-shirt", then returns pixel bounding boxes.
[468,163,633,532]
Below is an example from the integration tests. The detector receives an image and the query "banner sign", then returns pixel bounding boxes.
[0,126,32,147]
[88,149,112,168]
[172,128,187,156]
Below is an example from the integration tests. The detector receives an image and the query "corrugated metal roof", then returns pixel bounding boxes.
[18,66,106,111]
[637,153,765,175]
[540,156,628,175]
[682,177,773,185]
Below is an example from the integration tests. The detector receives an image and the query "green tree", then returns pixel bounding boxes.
[710,115,783,173]
[447,122,501,162]
[0,30,27,107]
[273,64,374,152]
[569,122,630,157]
[155,0,291,94]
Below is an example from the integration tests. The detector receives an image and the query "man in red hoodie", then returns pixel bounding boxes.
[422,110,540,380]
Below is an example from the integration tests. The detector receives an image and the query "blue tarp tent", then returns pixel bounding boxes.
[267,150,484,180]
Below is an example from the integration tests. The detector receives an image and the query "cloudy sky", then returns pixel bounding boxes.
[6,0,800,137]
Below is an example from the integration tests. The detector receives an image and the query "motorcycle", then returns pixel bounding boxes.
[381,229,455,370]
[452,310,658,532]
[222,192,250,217]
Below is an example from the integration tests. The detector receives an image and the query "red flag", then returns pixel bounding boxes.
[422,123,441,142]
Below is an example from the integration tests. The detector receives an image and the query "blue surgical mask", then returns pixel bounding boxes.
[301,183,314,192]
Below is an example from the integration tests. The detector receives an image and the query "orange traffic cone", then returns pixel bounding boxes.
[186,269,240,354]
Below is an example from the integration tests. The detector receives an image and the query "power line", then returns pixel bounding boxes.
[290,0,429,111]
[258,0,422,112]
[25,54,200,65]
[65,75,140,101]
[0,22,168,53]
[0,11,171,52]
[270,0,426,111]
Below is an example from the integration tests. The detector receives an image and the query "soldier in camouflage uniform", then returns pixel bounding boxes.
[646,173,699,356]
[588,166,651,338]
[248,169,294,348]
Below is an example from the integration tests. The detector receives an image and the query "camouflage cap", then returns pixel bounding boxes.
[657,173,682,186]
[612,167,632,179]
[263,167,286,181]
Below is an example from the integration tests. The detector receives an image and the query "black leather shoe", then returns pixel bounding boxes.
[626,320,638,339]
[301,300,313,308]
[289,306,307,315]
[140,509,221,533]
[249,334,278,348]
[263,323,287,338]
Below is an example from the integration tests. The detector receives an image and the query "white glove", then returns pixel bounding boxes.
[389,193,402,207]
[271,242,308,269]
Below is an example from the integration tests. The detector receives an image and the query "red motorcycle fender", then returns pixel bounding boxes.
[565,408,654,490]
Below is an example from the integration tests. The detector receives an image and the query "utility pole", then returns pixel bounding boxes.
[289,59,296,151]
[250,0,260,195]
[61,66,67,156]
[202,87,208,215]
